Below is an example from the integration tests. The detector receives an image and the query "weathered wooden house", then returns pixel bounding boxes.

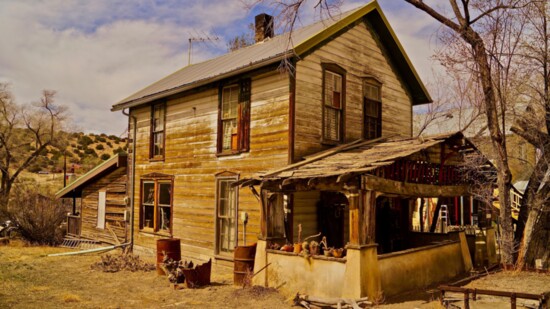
[56,154,129,244]
[111,1,434,265]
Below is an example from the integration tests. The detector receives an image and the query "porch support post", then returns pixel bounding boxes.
[343,189,381,300]
[347,190,361,246]
[362,190,376,244]
[342,244,381,300]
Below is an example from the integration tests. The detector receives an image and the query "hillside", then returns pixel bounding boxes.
[27,132,128,175]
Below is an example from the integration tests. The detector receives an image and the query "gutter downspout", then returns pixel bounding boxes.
[288,57,296,164]
[122,108,137,251]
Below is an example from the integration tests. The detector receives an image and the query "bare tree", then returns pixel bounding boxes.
[510,0,550,269]
[403,0,534,265]
[414,70,486,137]
[0,83,68,217]
[227,23,256,52]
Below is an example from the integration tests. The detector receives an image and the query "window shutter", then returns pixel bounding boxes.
[238,79,251,151]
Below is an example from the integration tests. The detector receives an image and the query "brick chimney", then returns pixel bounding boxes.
[255,13,274,42]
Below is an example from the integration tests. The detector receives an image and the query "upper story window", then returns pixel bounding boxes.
[363,79,382,140]
[218,79,251,155]
[322,64,346,144]
[140,173,173,234]
[150,103,166,160]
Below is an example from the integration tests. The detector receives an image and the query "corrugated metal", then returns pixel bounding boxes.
[112,9,357,110]
[112,0,432,111]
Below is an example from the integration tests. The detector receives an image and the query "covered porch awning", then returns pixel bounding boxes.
[238,132,494,195]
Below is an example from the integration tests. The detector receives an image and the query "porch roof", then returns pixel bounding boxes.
[238,132,483,187]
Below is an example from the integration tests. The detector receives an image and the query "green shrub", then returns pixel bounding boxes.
[95,144,104,151]
[100,154,110,160]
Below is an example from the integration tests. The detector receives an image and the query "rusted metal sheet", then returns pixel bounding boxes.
[182,259,212,288]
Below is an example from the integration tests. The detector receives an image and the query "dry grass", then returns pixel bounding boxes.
[61,294,81,303]
[0,242,292,309]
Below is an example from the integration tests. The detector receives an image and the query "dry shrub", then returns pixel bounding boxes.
[8,184,67,245]
[90,253,156,272]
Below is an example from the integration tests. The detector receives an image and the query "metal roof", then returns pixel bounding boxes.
[112,1,431,111]
[55,154,127,199]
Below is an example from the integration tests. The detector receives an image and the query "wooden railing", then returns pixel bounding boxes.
[372,160,463,185]
[440,285,549,309]
[67,214,81,236]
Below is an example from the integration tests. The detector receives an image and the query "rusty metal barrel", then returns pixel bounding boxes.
[233,243,257,285]
[156,238,181,275]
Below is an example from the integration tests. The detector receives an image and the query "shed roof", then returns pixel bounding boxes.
[55,154,127,199]
[238,132,478,187]
[112,0,431,111]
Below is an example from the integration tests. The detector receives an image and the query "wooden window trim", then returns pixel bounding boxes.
[216,79,251,156]
[214,173,239,256]
[321,63,346,145]
[139,175,174,236]
[149,102,166,161]
[363,78,382,140]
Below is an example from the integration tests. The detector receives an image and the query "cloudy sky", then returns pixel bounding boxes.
[0,0,443,136]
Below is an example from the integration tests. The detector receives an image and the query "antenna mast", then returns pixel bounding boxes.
[188,34,219,65]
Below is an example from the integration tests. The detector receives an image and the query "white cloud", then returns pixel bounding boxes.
[0,0,247,135]
[0,0,447,134]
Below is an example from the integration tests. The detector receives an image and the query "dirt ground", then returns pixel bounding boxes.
[1,241,548,309]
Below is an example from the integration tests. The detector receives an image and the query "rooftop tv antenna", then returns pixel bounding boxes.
[188,34,219,65]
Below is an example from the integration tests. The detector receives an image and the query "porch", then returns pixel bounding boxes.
[239,133,497,299]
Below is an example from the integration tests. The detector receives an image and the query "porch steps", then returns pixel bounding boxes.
[60,237,101,249]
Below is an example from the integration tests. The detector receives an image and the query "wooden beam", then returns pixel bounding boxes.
[362,190,376,244]
[362,174,469,197]
[347,190,360,246]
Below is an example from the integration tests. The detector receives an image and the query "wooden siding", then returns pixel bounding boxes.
[294,20,414,160]
[130,70,290,261]
[292,191,319,243]
[80,167,128,244]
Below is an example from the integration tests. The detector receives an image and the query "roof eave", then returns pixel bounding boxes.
[111,53,291,111]
[293,1,432,105]
[55,154,127,199]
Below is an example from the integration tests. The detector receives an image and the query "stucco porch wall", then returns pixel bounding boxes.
[378,241,465,296]
[265,250,347,298]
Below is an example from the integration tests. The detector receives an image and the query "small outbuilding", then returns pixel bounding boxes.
[56,154,129,244]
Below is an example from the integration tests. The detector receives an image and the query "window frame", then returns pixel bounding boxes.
[217,79,251,155]
[363,78,382,140]
[321,63,346,144]
[139,174,174,235]
[214,173,239,256]
[149,102,166,161]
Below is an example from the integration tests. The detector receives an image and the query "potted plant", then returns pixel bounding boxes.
[310,240,319,255]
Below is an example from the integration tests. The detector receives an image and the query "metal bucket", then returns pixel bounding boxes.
[233,243,257,285]
[156,238,181,275]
